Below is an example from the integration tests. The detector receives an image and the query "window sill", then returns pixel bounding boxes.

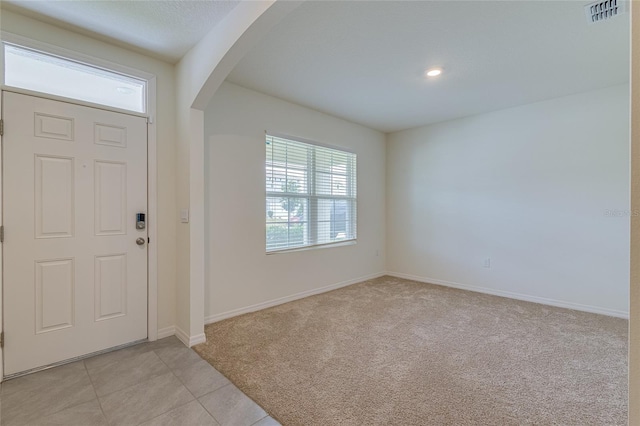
[266,240,357,255]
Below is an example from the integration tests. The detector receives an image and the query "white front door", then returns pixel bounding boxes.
[2,91,148,376]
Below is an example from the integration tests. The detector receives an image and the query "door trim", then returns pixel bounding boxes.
[0,33,159,379]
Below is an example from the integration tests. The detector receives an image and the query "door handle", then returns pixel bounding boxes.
[136,237,146,246]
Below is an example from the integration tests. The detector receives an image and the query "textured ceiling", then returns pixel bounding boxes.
[2,0,240,63]
[227,1,630,133]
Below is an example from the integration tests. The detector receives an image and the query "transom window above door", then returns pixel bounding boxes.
[3,43,147,113]
[266,134,357,253]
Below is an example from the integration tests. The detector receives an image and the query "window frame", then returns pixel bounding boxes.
[0,32,153,118]
[266,132,357,254]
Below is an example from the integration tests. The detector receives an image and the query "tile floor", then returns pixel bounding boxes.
[0,336,280,426]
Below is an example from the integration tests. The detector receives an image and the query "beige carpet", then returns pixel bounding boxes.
[194,276,628,425]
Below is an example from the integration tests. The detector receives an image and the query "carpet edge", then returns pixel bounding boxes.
[205,271,387,324]
[387,271,629,319]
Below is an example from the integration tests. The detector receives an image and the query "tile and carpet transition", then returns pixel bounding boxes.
[194,276,628,425]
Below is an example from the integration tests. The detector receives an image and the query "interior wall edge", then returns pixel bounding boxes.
[205,271,387,325]
[174,325,206,348]
[386,271,629,319]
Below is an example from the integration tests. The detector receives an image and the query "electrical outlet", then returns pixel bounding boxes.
[483,258,491,269]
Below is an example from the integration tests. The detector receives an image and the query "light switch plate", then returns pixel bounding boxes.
[180,208,189,223]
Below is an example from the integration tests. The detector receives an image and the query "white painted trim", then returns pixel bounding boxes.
[267,131,357,154]
[174,326,206,347]
[189,333,206,346]
[146,75,158,342]
[189,109,205,340]
[0,86,149,119]
[205,272,386,324]
[174,327,189,346]
[386,271,629,319]
[156,326,176,340]
[0,68,4,384]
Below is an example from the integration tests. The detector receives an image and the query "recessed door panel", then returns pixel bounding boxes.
[95,123,127,148]
[95,161,127,236]
[95,254,127,321]
[35,258,75,334]
[35,155,75,239]
[34,113,74,141]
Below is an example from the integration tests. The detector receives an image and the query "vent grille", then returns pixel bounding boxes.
[585,0,627,24]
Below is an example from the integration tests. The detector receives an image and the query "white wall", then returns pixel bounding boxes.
[1,9,177,332]
[387,84,630,316]
[174,1,296,344]
[203,82,386,319]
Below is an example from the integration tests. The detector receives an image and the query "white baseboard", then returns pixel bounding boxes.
[386,271,629,319]
[174,326,207,347]
[189,333,206,346]
[156,326,175,340]
[174,326,189,346]
[205,271,387,324]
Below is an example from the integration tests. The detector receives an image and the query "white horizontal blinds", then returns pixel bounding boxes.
[266,134,357,252]
[266,135,311,251]
[314,145,357,245]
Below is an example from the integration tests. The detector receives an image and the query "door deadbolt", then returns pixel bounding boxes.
[136,213,146,230]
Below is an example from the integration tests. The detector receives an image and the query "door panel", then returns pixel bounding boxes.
[3,92,148,375]
[35,155,75,238]
[35,258,75,334]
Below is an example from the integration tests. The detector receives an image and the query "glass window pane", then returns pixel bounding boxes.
[316,172,332,195]
[266,164,309,194]
[317,198,352,244]
[332,174,348,196]
[284,169,308,195]
[266,197,288,223]
[266,134,356,252]
[266,224,289,250]
[288,223,307,247]
[4,44,146,113]
[287,198,308,222]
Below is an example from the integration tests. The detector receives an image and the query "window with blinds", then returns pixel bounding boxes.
[266,134,357,252]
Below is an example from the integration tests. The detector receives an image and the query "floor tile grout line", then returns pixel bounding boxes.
[154,345,231,399]
[96,346,191,426]
[0,341,172,426]
[197,382,233,400]
[153,347,197,399]
[82,360,111,425]
[143,347,205,424]
[197,382,234,426]
[3,339,238,426]
[195,400,222,426]
[250,414,270,426]
[89,348,171,400]
[3,361,101,426]
[133,399,196,426]
[191,360,274,425]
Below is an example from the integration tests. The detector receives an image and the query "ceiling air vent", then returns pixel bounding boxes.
[584,0,627,24]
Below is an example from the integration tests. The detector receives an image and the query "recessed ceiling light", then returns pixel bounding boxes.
[425,68,443,78]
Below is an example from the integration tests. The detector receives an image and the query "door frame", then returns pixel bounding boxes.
[0,32,159,380]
